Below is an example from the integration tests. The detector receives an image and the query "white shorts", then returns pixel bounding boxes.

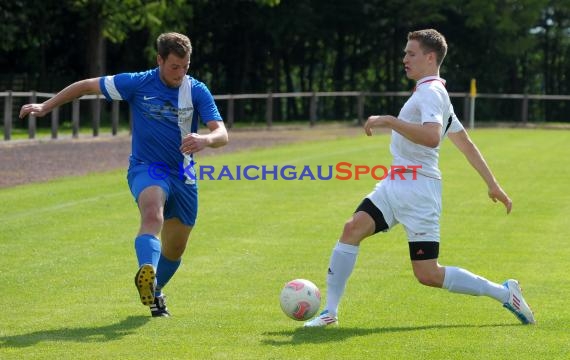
[366,171,442,242]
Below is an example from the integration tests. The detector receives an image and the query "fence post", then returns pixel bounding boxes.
[226,96,235,129]
[72,99,80,138]
[28,91,37,139]
[266,92,273,128]
[4,90,12,140]
[92,95,100,137]
[51,107,59,139]
[521,94,528,124]
[111,101,119,136]
[357,92,365,125]
[309,92,317,126]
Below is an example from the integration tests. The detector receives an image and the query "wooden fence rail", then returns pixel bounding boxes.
[1,91,569,141]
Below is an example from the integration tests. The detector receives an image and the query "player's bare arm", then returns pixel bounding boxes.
[180,120,228,154]
[364,115,441,148]
[19,78,102,119]
[448,129,512,214]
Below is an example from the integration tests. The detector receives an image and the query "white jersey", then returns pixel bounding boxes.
[390,76,464,179]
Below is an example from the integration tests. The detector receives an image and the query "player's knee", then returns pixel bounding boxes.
[141,207,164,229]
[342,218,356,235]
[341,219,367,245]
[342,219,359,237]
[414,271,441,288]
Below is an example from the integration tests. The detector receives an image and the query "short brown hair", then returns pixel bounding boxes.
[407,29,447,66]
[156,32,192,60]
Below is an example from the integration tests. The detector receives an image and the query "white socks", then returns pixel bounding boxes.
[325,242,359,315]
[324,244,510,317]
[443,266,509,303]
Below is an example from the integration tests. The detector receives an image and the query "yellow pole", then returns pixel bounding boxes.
[469,78,477,129]
[470,78,477,97]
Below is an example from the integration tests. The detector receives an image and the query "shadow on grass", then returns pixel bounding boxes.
[0,316,150,348]
[262,323,520,345]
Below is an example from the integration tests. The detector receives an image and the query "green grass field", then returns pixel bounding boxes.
[1,129,569,359]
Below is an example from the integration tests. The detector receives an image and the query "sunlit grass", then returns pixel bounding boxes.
[1,129,569,359]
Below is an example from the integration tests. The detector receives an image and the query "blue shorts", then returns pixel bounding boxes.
[127,162,198,226]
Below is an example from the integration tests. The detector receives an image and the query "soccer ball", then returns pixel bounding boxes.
[279,279,321,321]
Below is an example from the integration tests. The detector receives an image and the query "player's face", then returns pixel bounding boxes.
[158,53,190,88]
[403,40,435,81]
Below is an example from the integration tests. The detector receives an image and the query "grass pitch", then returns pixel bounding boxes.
[1,128,569,359]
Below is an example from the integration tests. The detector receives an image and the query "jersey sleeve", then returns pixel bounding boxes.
[191,80,222,124]
[99,73,144,102]
[418,87,446,126]
[447,113,465,133]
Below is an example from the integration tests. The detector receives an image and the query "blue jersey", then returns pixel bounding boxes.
[99,68,222,176]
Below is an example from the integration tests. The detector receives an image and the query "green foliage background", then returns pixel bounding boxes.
[1,0,569,123]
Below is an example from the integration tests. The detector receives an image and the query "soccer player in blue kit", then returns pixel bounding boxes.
[19,32,228,317]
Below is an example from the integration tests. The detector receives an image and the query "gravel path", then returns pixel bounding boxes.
[0,125,365,188]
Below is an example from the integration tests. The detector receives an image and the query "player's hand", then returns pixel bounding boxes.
[180,133,210,154]
[19,104,50,119]
[364,115,394,136]
[488,184,512,214]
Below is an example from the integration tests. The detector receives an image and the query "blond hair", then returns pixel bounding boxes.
[407,29,447,66]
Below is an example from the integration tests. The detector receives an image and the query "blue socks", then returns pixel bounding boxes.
[156,254,182,296]
[134,234,182,296]
[134,234,161,269]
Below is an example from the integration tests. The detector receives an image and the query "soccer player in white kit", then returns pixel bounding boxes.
[305,29,535,327]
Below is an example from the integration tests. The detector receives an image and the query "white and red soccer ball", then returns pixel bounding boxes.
[279,279,321,321]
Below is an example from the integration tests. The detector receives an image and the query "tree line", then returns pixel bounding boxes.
[1,0,569,123]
